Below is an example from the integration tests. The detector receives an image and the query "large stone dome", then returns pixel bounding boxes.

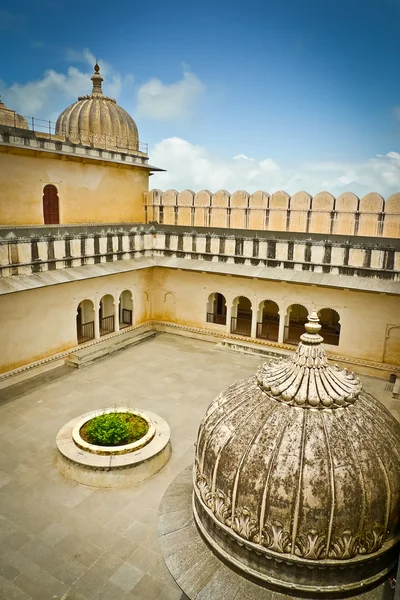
[193,313,400,596]
[56,63,139,152]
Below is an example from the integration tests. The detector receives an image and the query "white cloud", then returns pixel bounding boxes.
[0,49,123,118]
[136,69,204,120]
[151,137,400,197]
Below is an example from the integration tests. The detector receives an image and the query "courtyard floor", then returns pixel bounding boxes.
[0,333,398,600]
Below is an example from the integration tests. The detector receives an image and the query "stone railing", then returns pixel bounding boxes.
[0,225,398,282]
[144,190,400,238]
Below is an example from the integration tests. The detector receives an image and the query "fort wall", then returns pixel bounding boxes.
[144,189,400,238]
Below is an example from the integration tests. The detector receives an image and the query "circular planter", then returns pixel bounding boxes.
[56,408,171,488]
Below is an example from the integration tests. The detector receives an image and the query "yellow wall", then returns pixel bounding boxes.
[0,147,148,225]
[0,269,152,373]
[0,266,398,375]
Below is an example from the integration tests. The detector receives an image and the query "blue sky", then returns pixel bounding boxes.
[0,0,399,195]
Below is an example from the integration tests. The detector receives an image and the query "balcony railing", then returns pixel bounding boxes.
[206,312,227,325]
[100,315,115,336]
[256,322,279,342]
[0,109,148,154]
[77,321,95,344]
[231,316,251,337]
[121,308,133,328]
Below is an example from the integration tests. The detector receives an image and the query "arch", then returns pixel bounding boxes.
[383,325,400,366]
[231,295,252,336]
[76,299,95,344]
[206,292,227,325]
[163,291,176,321]
[317,308,341,346]
[256,299,279,341]
[284,303,308,345]
[43,184,60,225]
[119,289,133,328]
[99,294,115,336]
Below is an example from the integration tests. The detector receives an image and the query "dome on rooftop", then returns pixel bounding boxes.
[55,63,139,152]
[193,313,400,596]
[0,97,28,130]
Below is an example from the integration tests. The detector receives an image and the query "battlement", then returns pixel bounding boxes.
[144,189,400,238]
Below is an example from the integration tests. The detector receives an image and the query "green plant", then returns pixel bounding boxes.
[82,412,148,446]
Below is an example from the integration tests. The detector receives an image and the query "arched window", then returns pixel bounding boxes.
[256,300,279,341]
[231,296,252,336]
[284,304,308,345]
[76,300,95,344]
[43,184,60,224]
[206,292,227,325]
[99,294,115,336]
[318,308,341,346]
[119,290,133,328]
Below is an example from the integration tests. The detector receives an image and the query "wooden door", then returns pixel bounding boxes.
[43,184,60,224]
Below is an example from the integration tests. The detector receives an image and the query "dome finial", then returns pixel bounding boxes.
[91,61,103,95]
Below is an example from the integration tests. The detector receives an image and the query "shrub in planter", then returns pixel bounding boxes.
[82,412,148,446]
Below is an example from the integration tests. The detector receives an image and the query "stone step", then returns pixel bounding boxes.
[66,328,156,368]
[217,338,291,360]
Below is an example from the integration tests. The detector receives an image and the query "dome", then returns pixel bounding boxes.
[0,97,28,129]
[55,63,139,152]
[193,313,400,596]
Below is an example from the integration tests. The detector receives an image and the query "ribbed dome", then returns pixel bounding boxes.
[0,97,28,129]
[193,313,400,596]
[56,63,139,152]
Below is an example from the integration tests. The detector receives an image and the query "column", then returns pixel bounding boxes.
[226,300,232,335]
[278,312,285,343]
[94,302,100,340]
[114,300,120,332]
[251,306,257,339]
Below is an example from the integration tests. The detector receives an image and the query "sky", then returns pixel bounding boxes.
[0,0,399,196]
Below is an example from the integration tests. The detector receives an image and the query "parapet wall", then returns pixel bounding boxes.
[144,190,400,238]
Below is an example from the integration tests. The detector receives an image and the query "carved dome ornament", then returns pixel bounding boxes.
[55,63,139,152]
[193,312,400,595]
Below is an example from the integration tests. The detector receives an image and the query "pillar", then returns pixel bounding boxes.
[94,302,100,340]
[251,305,257,339]
[114,300,120,332]
[278,311,285,343]
[226,300,232,335]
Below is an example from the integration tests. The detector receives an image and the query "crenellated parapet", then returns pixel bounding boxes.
[144,189,400,238]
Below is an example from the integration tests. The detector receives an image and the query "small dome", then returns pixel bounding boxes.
[0,97,28,129]
[56,63,139,152]
[194,313,400,596]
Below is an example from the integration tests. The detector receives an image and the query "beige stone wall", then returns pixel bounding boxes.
[0,268,152,373]
[146,189,400,238]
[150,268,400,368]
[0,264,399,376]
[0,147,149,225]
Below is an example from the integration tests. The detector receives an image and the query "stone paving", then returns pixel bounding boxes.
[0,333,398,600]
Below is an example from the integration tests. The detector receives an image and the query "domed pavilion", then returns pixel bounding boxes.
[56,63,139,153]
[0,97,28,130]
[159,312,400,599]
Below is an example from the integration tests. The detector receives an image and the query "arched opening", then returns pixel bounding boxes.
[119,290,133,328]
[256,300,279,341]
[318,308,341,346]
[99,294,115,336]
[43,184,60,224]
[206,292,227,325]
[76,299,95,344]
[284,304,308,345]
[231,296,252,336]
[384,326,400,366]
